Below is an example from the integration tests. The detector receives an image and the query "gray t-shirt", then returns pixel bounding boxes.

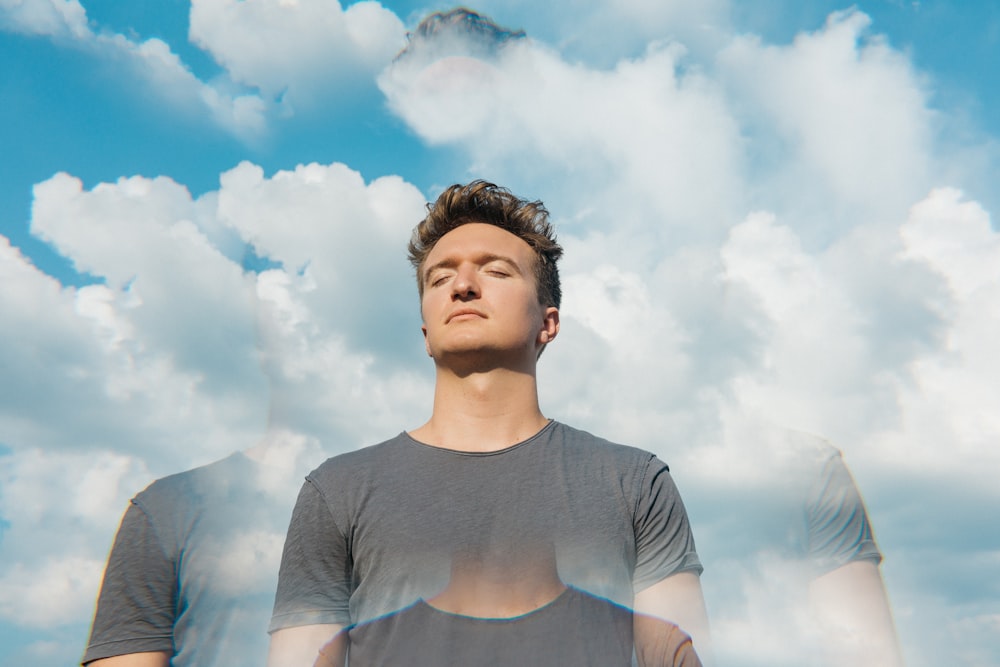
[688,429,884,666]
[83,453,294,666]
[692,432,882,577]
[271,421,702,632]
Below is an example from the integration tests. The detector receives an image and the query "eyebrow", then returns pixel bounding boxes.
[423,253,524,285]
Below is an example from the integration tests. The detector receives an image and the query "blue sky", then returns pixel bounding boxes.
[2,1,999,665]
[3,1,997,283]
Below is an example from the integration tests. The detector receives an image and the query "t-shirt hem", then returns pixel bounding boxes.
[811,542,883,577]
[633,553,704,594]
[81,636,173,664]
[268,609,351,633]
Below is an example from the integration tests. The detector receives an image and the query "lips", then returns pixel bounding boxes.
[446,308,486,323]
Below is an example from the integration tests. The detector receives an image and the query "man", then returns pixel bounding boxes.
[690,423,904,665]
[81,431,321,667]
[267,181,710,665]
[82,273,327,667]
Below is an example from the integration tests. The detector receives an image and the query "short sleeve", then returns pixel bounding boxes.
[806,451,882,575]
[269,478,353,631]
[632,457,703,593]
[82,502,175,664]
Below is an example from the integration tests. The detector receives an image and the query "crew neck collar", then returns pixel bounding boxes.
[401,419,557,456]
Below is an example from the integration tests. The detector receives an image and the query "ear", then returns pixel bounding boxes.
[422,323,432,357]
[537,307,560,345]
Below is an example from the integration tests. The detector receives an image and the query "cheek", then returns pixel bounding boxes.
[419,294,434,321]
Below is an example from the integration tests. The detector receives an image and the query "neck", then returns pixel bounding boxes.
[410,364,548,452]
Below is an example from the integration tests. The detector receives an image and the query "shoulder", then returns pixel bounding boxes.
[548,422,660,467]
[134,452,250,510]
[545,423,671,502]
[785,429,842,466]
[306,433,411,491]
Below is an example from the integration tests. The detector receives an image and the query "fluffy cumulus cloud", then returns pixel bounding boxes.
[716,9,935,233]
[2,2,998,665]
[0,0,89,39]
[892,188,1000,476]
[381,19,745,247]
[189,0,406,109]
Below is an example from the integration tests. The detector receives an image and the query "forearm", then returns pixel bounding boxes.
[85,652,170,667]
[267,624,343,667]
[809,560,904,666]
[633,571,713,665]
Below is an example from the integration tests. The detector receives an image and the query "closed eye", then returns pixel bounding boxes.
[428,273,453,287]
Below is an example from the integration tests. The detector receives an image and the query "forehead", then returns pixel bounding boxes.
[424,222,534,267]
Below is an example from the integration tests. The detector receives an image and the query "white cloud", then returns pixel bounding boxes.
[216,161,428,366]
[0,556,105,627]
[901,187,1000,297]
[884,188,1000,483]
[717,9,934,230]
[379,6,941,248]
[719,211,880,438]
[0,448,151,552]
[381,34,745,250]
[116,34,268,138]
[0,0,88,39]
[30,173,266,409]
[189,0,406,109]
[0,447,152,630]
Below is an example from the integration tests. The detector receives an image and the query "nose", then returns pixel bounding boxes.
[451,264,480,300]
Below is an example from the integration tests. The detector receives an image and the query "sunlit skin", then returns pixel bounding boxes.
[809,560,905,666]
[86,651,169,667]
[419,222,555,373]
[409,222,560,453]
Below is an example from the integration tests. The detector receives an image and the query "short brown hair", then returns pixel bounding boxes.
[408,180,563,308]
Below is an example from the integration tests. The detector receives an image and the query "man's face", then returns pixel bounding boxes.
[420,223,558,365]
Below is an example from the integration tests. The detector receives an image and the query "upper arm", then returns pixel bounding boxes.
[271,480,353,629]
[631,457,711,662]
[85,652,170,667]
[632,458,702,591]
[269,481,353,666]
[83,502,176,663]
[267,624,343,667]
[807,451,881,571]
